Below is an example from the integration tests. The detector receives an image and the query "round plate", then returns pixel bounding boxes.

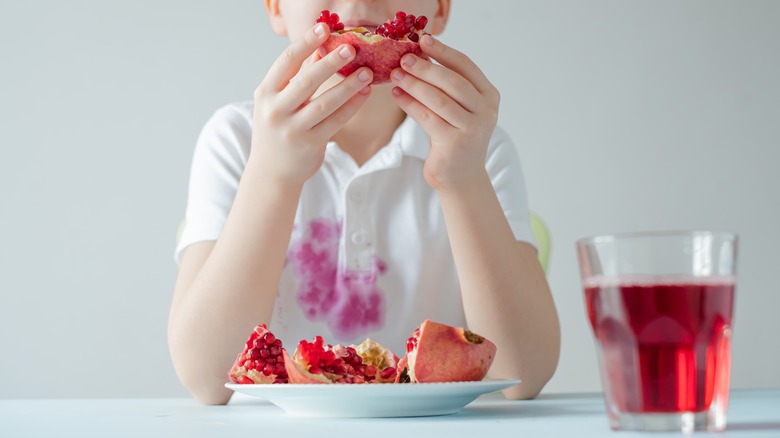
[225,379,520,417]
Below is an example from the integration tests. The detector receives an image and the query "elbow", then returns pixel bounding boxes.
[168,326,234,406]
[188,383,233,405]
[503,324,561,400]
[172,360,234,405]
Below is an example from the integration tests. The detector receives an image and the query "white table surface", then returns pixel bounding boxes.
[1,389,778,437]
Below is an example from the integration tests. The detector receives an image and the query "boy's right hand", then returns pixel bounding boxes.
[250,23,373,186]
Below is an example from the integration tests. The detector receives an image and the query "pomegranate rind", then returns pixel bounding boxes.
[403,320,497,383]
[323,29,427,85]
[283,349,332,384]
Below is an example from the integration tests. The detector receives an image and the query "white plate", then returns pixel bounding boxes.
[225,379,520,417]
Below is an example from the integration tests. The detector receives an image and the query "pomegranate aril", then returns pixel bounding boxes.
[406,336,417,353]
[380,366,397,379]
[415,16,428,30]
[408,33,419,43]
[238,375,254,384]
[263,332,276,345]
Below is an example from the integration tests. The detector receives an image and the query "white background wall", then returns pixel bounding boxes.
[1,0,778,399]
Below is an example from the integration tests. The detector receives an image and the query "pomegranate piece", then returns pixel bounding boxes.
[228,324,289,384]
[353,338,399,383]
[284,336,398,384]
[315,10,430,84]
[396,320,497,383]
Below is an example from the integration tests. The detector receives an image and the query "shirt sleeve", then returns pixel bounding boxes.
[484,126,537,247]
[175,103,252,263]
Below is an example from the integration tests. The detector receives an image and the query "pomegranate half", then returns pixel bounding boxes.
[316,10,429,85]
[396,320,497,383]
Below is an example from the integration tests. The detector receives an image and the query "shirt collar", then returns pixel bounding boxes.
[324,115,429,167]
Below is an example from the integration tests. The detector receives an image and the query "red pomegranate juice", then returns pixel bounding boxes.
[585,276,735,413]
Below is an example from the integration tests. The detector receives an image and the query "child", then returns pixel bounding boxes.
[168,0,560,405]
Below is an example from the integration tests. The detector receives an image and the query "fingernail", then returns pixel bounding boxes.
[314,24,325,36]
[422,34,434,46]
[339,45,352,59]
[317,47,327,57]
[358,70,370,82]
[402,55,416,67]
[391,69,405,82]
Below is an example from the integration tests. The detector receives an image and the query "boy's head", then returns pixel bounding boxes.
[264,0,450,41]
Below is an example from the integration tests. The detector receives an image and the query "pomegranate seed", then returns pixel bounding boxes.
[238,375,254,384]
[260,348,270,358]
[380,367,397,379]
[263,332,275,345]
[364,365,377,377]
[395,11,406,21]
[415,16,428,30]
[249,348,262,360]
[407,336,418,353]
[262,364,275,376]
[408,33,419,43]
[269,345,280,356]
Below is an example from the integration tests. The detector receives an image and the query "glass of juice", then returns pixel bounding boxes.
[577,230,737,432]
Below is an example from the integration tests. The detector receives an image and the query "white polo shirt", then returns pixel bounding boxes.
[176,101,536,355]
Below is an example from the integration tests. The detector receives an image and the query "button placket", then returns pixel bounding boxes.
[343,177,373,270]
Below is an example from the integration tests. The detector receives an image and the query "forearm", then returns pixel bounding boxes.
[438,172,560,399]
[168,157,303,404]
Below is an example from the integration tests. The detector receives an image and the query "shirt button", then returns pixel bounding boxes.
[349,189,363,202]
[351,231,368,245]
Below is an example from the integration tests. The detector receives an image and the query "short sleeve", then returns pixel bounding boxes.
[484,126,537,247]
[175,102,253,262]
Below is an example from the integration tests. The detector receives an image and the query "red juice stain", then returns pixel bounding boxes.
[287,218,387,338]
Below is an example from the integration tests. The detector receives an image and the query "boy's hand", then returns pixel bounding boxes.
[251,23,373,186]
[390,35,500,193]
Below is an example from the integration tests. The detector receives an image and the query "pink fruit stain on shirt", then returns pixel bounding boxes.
[287,218,386,339]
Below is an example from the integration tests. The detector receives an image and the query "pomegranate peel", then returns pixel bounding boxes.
[316,10,430,85]
[283,349,331,384]
[397,320,497,383]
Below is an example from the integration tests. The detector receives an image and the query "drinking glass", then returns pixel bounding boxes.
[577,230,738,432]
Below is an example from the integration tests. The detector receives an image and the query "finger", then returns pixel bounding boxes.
[297,67,374,129]
[262,23,330,92]
[390,67,471,128]
[313,83,373,139]
[397,54,481,114]
[419,34,497,99]
[278,43,359,110]
[391,86,453,141]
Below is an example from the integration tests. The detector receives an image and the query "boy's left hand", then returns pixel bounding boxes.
[390,34,500,193]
